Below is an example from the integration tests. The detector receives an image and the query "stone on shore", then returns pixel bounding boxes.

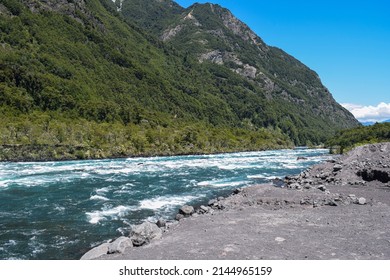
[358,197,367,205]
[108,236,133,254]
[199,205,209,213]
[130,222,162,247]
[80,242,109,260]
[176,214,185,221]
[179,205,194,216]
[156,218,166,228]
[333,164,343,172]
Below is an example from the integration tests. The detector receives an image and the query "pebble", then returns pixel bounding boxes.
[318,185,327,192]
[358,197,366,205]
[275,237,286,242]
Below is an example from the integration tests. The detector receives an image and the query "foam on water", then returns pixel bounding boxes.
[86,205,136,224]
[90,195,109,201]
[139,195,198,210]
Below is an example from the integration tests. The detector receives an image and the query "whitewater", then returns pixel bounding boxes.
[0,148,330,259]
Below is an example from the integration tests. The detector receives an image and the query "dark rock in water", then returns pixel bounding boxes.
[80,243,109,260]
[156,218,166,228]
[297,156,308,160]
[179,205,195,216]
[272,178,286,188]
[130,222,162,247]
[108,236,133,254]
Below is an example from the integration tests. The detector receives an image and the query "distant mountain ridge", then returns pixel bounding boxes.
[0,0,359,160]
[361,119,390,126]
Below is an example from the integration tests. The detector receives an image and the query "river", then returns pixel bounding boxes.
[0,148,330,259]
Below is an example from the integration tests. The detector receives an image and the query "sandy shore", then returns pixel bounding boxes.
[89,143,390,260]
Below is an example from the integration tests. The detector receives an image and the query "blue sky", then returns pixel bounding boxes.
[175,0,390,122]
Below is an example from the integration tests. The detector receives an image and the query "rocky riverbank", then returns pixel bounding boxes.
[82,143,390,260]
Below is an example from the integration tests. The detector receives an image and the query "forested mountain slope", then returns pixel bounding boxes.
[0,0,359,161]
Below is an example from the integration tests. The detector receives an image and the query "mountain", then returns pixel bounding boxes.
[361,119,390,126]
[120,0,359,142]
[0,0,359,160]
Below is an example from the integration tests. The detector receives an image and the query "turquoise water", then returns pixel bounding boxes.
[0,148,330,260]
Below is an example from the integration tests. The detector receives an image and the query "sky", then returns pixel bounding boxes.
[175,0,390,122]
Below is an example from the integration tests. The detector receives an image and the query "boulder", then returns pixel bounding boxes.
[130,222,162,247]
[179,205,194,216]
[80,242,109,260]
[108,236,133,254]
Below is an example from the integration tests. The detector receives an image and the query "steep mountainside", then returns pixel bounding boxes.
[122,1,359,141]
[0,0,358,160]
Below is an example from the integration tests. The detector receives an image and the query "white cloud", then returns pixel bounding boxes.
[341,102,390,123]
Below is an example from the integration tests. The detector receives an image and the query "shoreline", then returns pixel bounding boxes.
[0,144,317,163]
[82,142,390,260]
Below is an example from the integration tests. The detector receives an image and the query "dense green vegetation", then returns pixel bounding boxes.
[326,123,390,153]
[0,0,359,161]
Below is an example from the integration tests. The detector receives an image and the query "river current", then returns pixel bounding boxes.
[0,148,330,259]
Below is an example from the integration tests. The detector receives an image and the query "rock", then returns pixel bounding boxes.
[333,164,343,172]
[358,197,366,205]
[175,214,185,221]
[318,185,327,192]
[217,196,224,201]
[108,236,133,254]
[130,222,162,247]
[272,178,286,187]
[80,243,109,260]
[208,199,217,206]
[297,156,308,160]
[233,188,242,194]
[290,183,301,189]
[156,218,166,228]
[325,200,338,207]
[199,205,209,213]
[179,205,194,216]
